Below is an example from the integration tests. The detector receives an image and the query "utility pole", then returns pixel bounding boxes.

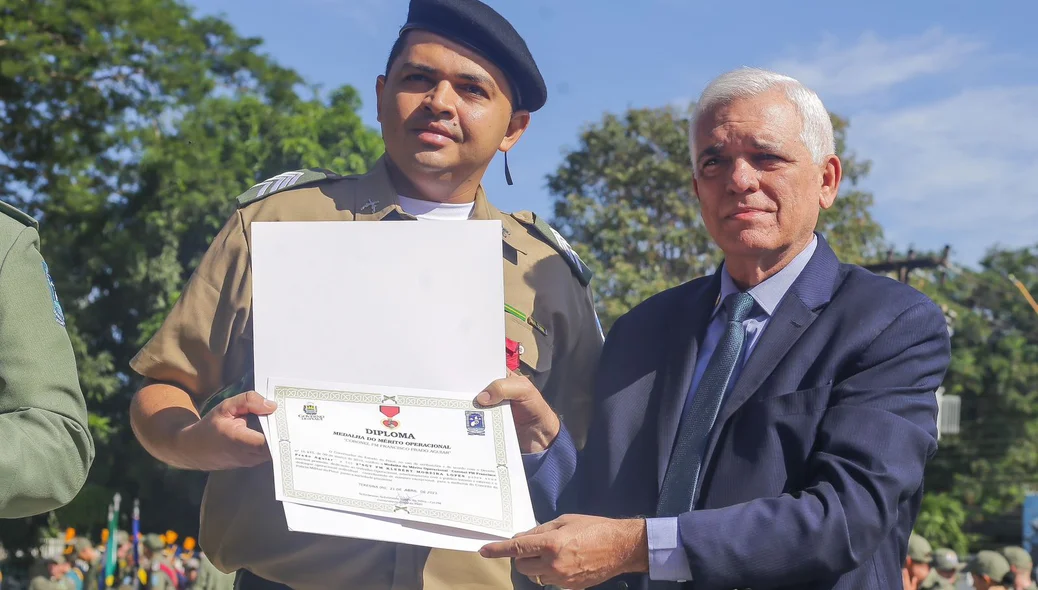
[862,245,951,283]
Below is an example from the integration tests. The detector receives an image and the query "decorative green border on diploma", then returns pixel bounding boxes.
[272,385,513,533]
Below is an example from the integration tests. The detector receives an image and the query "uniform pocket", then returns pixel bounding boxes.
[505,314,554,375]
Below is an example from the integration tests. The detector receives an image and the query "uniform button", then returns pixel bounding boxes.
[617,583,628,590]
[518,344,525,355]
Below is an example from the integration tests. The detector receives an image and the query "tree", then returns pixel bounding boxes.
[914,492,972,555]
[1,0,383,552]
[548,106,886,328]
[921,245,1038,548]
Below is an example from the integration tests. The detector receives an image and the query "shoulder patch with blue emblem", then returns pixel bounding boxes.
[42,260,66,327]
[235,168,342,208]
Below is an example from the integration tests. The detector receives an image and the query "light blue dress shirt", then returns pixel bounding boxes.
[647,236,817,581]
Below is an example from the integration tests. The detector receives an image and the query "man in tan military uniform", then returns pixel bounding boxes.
[0,200,93,518]
[127,0,602,589]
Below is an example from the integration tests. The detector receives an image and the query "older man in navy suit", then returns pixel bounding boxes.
[477,67,952,590]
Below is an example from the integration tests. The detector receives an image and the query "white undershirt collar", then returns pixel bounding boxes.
[396,195,474,221]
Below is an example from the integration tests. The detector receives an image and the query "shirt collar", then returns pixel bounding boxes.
[353,156,495,221]
[716,235,818,318]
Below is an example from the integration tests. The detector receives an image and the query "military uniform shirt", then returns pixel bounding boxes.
[0,201,93,517]
[919,569,955,590]
[130,158,604,590]
[194,554,234,590]
[29,576,70,590]
[148,569,176,590]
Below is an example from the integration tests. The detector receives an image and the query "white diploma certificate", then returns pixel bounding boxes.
[266,379,519,537]
[250,220,536,550]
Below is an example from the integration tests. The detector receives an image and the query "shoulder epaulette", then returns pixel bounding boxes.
[235,168,343,208]
[510,211,593,287]
[0,200,39,229]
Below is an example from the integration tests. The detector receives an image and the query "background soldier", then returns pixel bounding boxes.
[965,550,1013,590]
[70,537,100,590]
[904,533,939,590]
[0,200,93,517]
[127,0,602,588]
[933,547,966,587]
[1001,546,1037,590]
[143,534,177,590]
[29,556,68,590]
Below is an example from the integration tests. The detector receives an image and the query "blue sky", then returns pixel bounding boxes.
[188,0,1036,267]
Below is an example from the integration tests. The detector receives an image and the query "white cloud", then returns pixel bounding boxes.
[771,29,983,98]
[853,86,1038,263]
[767,29,1035,265]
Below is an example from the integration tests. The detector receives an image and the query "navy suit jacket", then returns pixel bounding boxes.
[528,236,951,590]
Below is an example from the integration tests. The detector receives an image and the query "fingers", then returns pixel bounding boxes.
[233,426,269,449]
[221,391,277,417]
[476,374,541,407]
[513,556,552,577]
[515,555,578,589]
[479,532,552,560]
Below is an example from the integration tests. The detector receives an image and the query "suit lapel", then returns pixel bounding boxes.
[696,236,842,498]
[656,273,721,490]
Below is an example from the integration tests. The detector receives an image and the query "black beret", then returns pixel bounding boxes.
[399,0,547,112]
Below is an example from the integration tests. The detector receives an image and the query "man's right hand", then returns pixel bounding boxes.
[176,391,277,471]
[476,373,560,454]
[901,567,918,590]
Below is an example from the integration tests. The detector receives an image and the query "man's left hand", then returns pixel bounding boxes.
[479,515,649,589]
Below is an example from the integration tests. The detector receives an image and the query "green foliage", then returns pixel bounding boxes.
[1,0,382,550]
[915,492,973,555]
[548,106,715,328]
[548,106,886,328]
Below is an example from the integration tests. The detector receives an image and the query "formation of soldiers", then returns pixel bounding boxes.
[3,532,232,590]
[904,533,1038,590]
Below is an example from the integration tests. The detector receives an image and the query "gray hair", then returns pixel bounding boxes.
[688,67,835,175]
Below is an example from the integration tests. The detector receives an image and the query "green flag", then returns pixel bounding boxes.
[103,493,121,588]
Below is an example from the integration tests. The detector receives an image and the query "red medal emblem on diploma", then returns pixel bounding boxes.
[380,405,401,429]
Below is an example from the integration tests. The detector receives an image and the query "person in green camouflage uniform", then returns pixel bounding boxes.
[965,550,1012,590]
[904,533,954,590]
[1001,546,1037,590]
[932,546,966,588]
[142,535,176,590]
[0,200,93,518]
[70,537,100,590]
[29,556,70,590]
